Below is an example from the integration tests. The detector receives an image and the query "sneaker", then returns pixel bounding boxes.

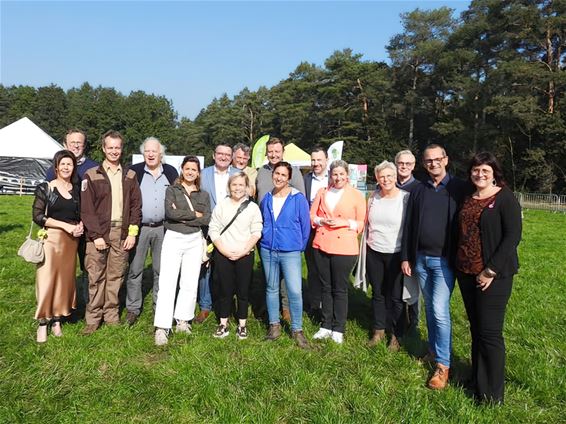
[155,328,169,346]
[292,330,309,349]
[213,324,230,338]
[331,331,344,344]
[265,323,282,341]
[176,319,192,334]
[237,326,248,340]
[428,364,450,390]
[312,327,332,340]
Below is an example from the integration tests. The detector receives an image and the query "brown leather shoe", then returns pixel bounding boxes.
[82,323,99,336]
[126,311,139,326]
[281,309,291,322]
[194,309,210,324]
[292,330,309,349]
[388,335,401,352]
[428,364,450,390]
[367,329,385,347]
[265,323,281,341]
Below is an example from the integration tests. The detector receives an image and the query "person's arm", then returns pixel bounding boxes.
[310,188,325,227]
[80,172,105,243]
[124,172,142,251]
[165,187,198,222]
[298,194,311,251]
[401,188,417,276]
[291,167,306,195]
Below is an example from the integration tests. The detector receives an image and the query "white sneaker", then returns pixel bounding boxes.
[176,319,192,334]
[313,327,332,340]
[331,331,344,344]
[155,328,169,346]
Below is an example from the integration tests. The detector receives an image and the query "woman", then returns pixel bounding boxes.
[456,152,522,405]
[209,172,263,339]
[153,155,211,346]
[32,150,84,343]
[259,161,310,348]
[311,160,366,344]
[365,161,410,351]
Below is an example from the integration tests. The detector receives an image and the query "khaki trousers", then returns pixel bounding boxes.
[85,227,128,325]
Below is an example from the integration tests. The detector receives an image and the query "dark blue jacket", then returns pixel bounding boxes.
[129,161,178,186]
[259,189,311,252]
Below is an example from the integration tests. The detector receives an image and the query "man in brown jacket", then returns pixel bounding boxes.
[81,130,142,334]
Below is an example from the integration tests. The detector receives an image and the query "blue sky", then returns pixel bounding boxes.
[1,1,470,119]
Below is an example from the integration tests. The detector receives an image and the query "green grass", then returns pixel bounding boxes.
[1,196,565,423]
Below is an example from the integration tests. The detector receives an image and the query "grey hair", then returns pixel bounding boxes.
[374,160,397,177]
[139,137,166,159]
[232,143,251,155]
[227,171,250,192]
[329,159,349,173]
[394,149,415,164]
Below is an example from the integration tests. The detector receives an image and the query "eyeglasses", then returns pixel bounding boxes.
[378,174,396,180]
[424,157,446,166]
[396,161,415,167]
[471,168,493,176]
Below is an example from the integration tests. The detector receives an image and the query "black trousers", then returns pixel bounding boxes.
[213,250,254,320]
[458,272,513,403]
[304,231,321,311]
[366,247,404,337]
[313,249,357,334]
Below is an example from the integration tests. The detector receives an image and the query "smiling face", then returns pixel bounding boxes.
[102,136,123,165]
[213,145,232,171]
[143,140,162,169]
[182,160,200,184]
[266,142,284,166]
[470,164,494,191]
[396,153,415,181]
[422,147,448,180]
[376,167,397,192]
[64,132,86,159]
[331,166,348,189]
[311,151,328,177]
[229,175,247,201]
[272,165,290,190]
[56,157,75,181]
[232,148,249,170]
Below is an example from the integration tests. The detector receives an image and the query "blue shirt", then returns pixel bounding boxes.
[139,165,170,224]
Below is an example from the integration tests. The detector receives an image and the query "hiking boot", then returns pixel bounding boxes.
[194,309,210,324]
[312,327,332,340]
[213,324,230,339]
[155,328,169,346]
[292,330,309,349]
[265,323,281,341]
[388,335,401,352]
[367,329,385,347]
[428,364,450,390]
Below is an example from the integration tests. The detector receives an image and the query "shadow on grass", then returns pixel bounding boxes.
[0,223,23,234]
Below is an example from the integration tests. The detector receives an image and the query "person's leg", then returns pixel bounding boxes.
[104,227,129,324]
[384,252,405,338]
[457,273,479,389]
[153,231,183,330]
[427,256,455,368]
[313,249,332,331]
[174,233,203,322]
[214,251,236,320]
[260,248,281,326]
[366,247,386,331]
[279,251,303,332]
[305,232,321,312]
[150,226,165,311]
[234,252,254,322]
[475,275,513,403]
[329,254,357,334]
[76,234,89,313]
[84,240,108,326]
[414,253,436,356]
[125,226,150,317]
[197,265,212,312]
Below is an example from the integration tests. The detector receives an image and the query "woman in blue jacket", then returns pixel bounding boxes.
[259,161,310,348]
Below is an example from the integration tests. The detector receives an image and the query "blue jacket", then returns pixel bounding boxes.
[259,188,311,252]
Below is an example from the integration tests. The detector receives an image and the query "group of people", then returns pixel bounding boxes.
[31,130,521,405]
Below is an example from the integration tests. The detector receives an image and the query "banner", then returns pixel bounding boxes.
[348,164,367,190]
[327,140,343,162]
[251,134,270,168]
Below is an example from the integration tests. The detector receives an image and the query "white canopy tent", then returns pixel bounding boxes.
[0,117,63,194]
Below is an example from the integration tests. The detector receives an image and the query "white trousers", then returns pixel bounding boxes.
[154,230,203,329]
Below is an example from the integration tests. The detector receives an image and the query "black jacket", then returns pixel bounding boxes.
[32,182,80,227]
[129,162,178,186]
[401,174,471,266]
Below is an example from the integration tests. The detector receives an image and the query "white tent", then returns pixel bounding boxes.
[0,117,63,194]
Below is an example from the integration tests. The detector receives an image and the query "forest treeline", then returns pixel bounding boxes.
[1,1,565,192]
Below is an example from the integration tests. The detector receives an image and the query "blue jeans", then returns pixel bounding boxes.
[414,253,455,367]
[198,265,212,311]
[259,248,303,331]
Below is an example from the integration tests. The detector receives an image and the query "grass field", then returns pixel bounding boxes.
[1,196,565,423]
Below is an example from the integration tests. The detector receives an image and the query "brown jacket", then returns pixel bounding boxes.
[81,164,142,242]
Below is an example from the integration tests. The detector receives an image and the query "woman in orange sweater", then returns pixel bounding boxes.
[310,160,366,344]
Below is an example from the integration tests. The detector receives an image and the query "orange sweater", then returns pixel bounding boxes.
[310,184,366,255]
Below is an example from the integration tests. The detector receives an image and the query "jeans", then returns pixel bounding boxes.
[414,253,455,367]
[259,248,303,331]
[198,265,212,311]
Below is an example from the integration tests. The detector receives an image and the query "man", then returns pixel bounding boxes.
[195,143,238,323]
[232,142,257,197]
[255,137,306,321]
[401,144,467,390]
[124,137,178,326]
[394,150,421,336]
[46,129,98,181]
[46,129,98,316]
[81,130,142,334]
[303,146,328,320]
